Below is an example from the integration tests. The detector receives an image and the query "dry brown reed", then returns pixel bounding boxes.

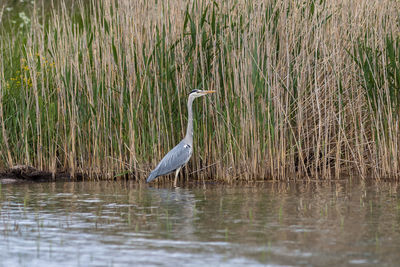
[0,0,399,181]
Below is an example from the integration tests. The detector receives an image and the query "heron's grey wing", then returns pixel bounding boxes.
[146,141,192,183]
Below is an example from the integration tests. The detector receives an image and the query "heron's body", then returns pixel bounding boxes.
[146,140,192,183]
[146,89,215,186]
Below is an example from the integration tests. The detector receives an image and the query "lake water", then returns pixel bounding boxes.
[0,179,399,266]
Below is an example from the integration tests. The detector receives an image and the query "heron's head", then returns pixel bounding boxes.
[188,89,216,98]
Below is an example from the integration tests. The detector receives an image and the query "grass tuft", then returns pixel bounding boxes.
[0,0,399,181]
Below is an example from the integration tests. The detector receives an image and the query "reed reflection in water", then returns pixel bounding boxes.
[0,180,399,266]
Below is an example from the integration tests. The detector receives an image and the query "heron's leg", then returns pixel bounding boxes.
[174,167,181,187]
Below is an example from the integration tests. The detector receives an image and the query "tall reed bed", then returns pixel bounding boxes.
[0,0,399,180]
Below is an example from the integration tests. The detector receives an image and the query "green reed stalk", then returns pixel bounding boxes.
[0,0,399,180]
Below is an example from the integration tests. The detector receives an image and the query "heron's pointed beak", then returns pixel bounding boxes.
[204,90,216,94]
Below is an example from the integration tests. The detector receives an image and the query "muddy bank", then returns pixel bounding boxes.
[0,165,80,183]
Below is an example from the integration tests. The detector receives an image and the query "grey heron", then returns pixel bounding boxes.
[146,89,215,186]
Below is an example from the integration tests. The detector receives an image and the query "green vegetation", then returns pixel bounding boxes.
[0,0,399,181]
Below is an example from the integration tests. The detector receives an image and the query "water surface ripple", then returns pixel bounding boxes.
[0,180,399,266]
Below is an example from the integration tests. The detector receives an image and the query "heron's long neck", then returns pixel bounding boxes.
[184,96,194,144]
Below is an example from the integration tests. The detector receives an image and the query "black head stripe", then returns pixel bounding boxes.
[189,89,199,94]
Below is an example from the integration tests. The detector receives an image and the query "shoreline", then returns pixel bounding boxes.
[1,165,398,184]
[0,165,79,183]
